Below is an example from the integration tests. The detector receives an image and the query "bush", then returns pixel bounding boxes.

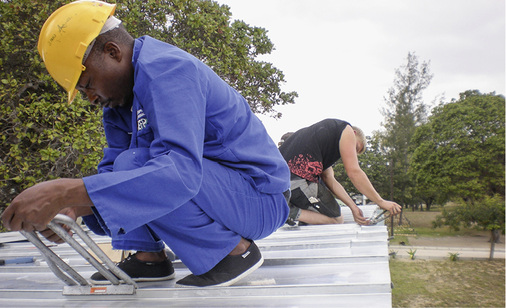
[0,1,106,215]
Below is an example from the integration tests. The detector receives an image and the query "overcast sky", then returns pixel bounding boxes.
[215,0,505,143]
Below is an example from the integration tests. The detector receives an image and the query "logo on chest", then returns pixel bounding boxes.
[137,109,148,131]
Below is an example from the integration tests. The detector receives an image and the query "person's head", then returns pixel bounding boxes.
[352,126,366,155]
[278,132,294,147]
[38,0,134,108]
[75,24,135,109]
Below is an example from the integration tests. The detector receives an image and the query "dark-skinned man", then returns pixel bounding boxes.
[1,0,290,288]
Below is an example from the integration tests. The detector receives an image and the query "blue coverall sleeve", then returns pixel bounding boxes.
[82,57,207,236]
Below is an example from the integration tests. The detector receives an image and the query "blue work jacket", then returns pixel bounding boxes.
[82,36,290,236]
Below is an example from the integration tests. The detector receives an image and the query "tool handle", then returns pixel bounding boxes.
[0,256,35,265]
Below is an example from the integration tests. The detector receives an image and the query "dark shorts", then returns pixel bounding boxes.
[288,175,341,218]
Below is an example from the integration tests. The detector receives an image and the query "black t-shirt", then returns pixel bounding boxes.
[279,118,350,182]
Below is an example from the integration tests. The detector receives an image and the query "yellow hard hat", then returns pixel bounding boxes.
[37,1,116,103]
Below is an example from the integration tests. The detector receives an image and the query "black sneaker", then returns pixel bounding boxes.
[90,252,175,285]
[176,241,263,287]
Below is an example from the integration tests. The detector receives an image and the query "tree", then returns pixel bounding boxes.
[407,124,449,211]
[362,132,393,202]
[115,0,297,117]
[0,0,297,219]
[409,90,505,202]
[433,195,505,260]
[379,52,433,209]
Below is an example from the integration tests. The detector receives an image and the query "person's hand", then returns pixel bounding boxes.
[39,207,78,244]
[377,200,402,216]
[350,206,368,225]
[1,180,67,232]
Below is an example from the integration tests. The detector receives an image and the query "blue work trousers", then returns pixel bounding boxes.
[83,148,289,275]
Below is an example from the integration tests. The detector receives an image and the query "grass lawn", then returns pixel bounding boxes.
[388,208,493,245]
[390,259,505,308]
[388,208,505,307]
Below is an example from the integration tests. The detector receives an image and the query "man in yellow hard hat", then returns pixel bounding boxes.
[1,0,291,288]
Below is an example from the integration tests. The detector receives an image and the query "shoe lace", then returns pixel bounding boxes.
[119,253,135,264]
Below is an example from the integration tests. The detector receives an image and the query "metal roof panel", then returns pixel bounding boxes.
[0,205,391,307]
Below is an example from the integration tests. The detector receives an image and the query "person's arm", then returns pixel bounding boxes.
[320,167,367,225]
[339,125,402,215]
[1,178,93,232]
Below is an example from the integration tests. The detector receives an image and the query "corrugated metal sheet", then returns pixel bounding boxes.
[0,205,391,307]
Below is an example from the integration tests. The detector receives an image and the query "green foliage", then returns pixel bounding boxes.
[336,53,433,207]
[0,0,296,215]
[410,90,505,201]
[448,252,459,261]
[0,0,106,206]
[114,0,297,117]
[379,52,433,207]
[432,194,505,259]
[359,133,391,199]
[433,195,505,234]
[407,248,417,260]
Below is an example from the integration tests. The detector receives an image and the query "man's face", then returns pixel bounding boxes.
[76,43,133,109]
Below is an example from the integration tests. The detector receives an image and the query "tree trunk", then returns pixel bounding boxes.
[493,230,501,243]
[389,159,394,201]
[390,215,394,237]
[489,229,500,260]
[389,159,396,237]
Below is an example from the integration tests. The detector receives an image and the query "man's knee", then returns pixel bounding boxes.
[113,148,151,171]
[333,215,344,224]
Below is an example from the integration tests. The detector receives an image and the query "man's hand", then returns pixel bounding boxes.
[1,181,68,232]
[350,207,369,225]
[1,178,91,232]
[377,200,402,216]
[39,207,78,244]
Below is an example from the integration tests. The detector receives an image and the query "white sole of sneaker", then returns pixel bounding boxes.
[176,256,264,288]
[91,272,176,285]
[215,255,264,287]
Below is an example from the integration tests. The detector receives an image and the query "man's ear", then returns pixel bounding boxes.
[104,42,122,62]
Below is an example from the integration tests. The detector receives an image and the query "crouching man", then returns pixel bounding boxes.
[279,119,401,226]
[1,0,290,287]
